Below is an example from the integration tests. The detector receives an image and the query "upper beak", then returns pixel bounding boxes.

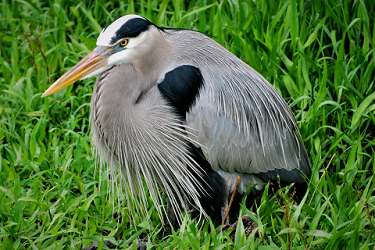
[42,48,109,97]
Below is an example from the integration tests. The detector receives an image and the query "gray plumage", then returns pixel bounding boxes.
[43,14,311,224]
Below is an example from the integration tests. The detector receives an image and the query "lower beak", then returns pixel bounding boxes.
[42,49,108,97]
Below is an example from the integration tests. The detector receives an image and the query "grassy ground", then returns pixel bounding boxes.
[1,0,375,249]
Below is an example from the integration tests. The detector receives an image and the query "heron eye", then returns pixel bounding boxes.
[120,39,128,47]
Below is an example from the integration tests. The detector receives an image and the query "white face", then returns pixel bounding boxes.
[106,28,156,67]
[81,15,156,80]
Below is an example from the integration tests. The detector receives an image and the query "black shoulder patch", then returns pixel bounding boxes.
[158,65,204,118]
[110,18,152,44]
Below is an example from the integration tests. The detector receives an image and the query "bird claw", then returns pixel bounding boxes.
[217,213,258,240]
[81,240,148,250]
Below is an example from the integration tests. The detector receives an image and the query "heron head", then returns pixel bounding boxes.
[42,15,157,97]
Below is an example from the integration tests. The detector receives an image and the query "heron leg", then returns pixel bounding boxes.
[221,200,229,225]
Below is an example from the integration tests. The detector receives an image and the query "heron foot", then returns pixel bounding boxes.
[217,213,258,240]
[81,240,148,250]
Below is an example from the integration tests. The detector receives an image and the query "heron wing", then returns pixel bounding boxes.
[185,64,310,184]
[162,30,311,183]
[185,87,311,184]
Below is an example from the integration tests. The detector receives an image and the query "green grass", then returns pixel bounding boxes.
[1,0,375,249]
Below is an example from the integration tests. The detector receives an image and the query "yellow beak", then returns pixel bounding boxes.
[42,49,108,97]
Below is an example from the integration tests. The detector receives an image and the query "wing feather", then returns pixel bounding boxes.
[163,30,311,184]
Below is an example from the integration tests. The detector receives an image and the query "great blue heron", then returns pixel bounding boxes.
[43,14,310,240]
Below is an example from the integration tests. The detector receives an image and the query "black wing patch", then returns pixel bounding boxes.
[158,65,204,118]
